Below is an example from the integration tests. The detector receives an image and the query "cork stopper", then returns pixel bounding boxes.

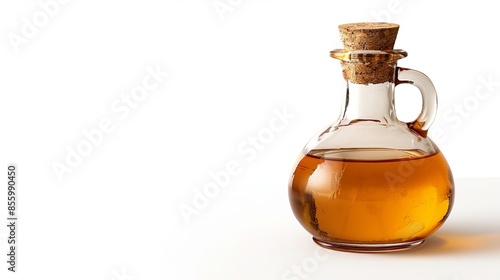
[337,22,400,84]
[339,22,399,50]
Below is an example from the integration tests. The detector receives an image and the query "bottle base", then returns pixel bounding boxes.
[312,237,425,253]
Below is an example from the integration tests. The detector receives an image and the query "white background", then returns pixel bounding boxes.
[0,0,499,279]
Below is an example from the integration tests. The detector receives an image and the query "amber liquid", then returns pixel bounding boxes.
[289,149,454,245]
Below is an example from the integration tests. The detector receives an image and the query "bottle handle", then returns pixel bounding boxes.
[396,67,437,137]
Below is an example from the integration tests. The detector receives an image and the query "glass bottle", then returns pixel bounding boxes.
[288,23,454,253]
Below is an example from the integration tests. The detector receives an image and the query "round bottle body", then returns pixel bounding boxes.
[289,148,454,252]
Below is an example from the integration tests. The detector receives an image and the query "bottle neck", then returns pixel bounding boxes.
[339,82,397,125]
